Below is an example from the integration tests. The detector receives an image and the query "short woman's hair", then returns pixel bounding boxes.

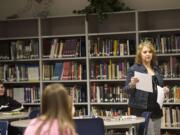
[135,41,157,66]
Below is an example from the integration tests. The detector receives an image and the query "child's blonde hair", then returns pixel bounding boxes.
[36,83,76,135]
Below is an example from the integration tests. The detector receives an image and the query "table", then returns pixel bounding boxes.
[11,119,30,128]
[103,116,145,135]
[0,112,29,135]
[11,117,145,135]
[0,112,29,120]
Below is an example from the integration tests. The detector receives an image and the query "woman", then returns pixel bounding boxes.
[0,80,21,111]
[24,84,77,135]
[123,41,169,135]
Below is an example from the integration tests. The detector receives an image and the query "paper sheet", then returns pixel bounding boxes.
[157,85,165,109]
[134,71,153,93]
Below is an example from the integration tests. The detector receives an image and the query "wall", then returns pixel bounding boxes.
[0,0,180,19]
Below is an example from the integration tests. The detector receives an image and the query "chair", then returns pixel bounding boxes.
[0,121,8,135]
[28,108,40,119]
[138,112,151,135]
[75,117,105,135]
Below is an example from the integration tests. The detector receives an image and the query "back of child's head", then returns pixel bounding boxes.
[37,83,76,135]
[41,83,72,120]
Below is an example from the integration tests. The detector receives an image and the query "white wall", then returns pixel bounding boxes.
[0,0,180,19]
[124,0,180,10]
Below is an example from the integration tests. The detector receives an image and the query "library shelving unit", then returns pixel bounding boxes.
[40,15,88,116]
[0,8,179,134]
[87,11,136,117]
[0,18,41,106]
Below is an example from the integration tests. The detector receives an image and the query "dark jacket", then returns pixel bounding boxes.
[0,96,21,112]
[123,63,163,109]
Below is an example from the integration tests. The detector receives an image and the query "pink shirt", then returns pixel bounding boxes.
[24,118,72,135]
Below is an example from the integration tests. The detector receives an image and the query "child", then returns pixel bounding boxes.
[24,83,77,135]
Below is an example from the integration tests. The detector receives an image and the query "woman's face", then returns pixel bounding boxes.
[0,84,5,96]
[141,46,153,64]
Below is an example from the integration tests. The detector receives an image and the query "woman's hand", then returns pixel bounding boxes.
[129,77,139,88]
[163,86,169,94]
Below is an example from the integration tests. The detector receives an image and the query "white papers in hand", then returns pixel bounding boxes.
[134,71,153,93]
[157,85,165,109]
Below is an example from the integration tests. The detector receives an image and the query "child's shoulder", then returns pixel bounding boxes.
[28,117,43,126]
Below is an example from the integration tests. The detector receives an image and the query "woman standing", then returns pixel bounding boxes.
[123,41,169,135]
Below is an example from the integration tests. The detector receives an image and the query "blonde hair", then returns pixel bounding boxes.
[135,41,157,67]
[36,83,76,135]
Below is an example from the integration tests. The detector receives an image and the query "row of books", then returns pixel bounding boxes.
[6,87,40,103]
[43,38,86,58]
[27,105,87,117]
[0,40,39,60]
[88,59,179,80]
[91,106,127,117]
[43,62,86,80]
[90,83,128,103]
[158,57,180,78]
[89,38,136,56]
[0,36,179,60]
[66,85,87,103]
[90,60,132,80]
[165,86,180,103]
[162,106,180,127]
[140,35,180,54]
[74,107,87,116]
[0,64,39,82]
[0,60,178,82]
[90,84,179,104]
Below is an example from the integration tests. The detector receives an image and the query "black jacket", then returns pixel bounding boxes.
[123,63,164,109]
[0,96,21,112]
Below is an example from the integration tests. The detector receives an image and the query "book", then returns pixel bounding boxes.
[52,63,63,80]
[61,62,71,80]
[13,88,24,103]
[27,65,39,81]
[43,64,51,80]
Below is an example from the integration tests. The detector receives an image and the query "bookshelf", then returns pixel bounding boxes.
[87,11,137,120]
[40,15,88,116]
[0,18,41,105]
[0,8,179,133]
